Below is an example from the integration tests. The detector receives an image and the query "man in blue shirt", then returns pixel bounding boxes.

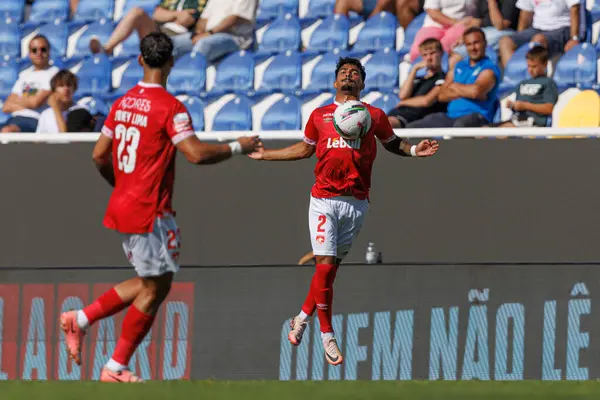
[407,27,501,128]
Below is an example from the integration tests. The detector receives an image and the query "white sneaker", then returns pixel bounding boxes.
[287,316,308,346]
[323,338,343,366]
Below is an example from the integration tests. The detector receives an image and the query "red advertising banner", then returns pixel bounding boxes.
[0,284,19,380]
[0,282,195,380]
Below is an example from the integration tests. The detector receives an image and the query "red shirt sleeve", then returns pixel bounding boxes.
[101,104,117,139]
[303,109,319,146]
[166,101,196,145]
[374,108,397,144]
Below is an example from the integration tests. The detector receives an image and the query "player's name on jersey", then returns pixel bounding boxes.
[326,137,361,150]
[115,109,148,128]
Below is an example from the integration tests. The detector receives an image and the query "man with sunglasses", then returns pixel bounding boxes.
[2,35,58,133]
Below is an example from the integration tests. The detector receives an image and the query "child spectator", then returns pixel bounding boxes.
[495,46,558,127]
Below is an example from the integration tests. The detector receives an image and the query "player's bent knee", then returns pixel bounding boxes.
[127,6,148,19]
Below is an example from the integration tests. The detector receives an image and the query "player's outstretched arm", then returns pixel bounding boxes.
[382,137,439,157]
[176,135,262,165]
[92,134,115,187]
[248,141,315,161]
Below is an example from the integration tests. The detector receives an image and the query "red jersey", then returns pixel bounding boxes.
[100,81,195,234]
[304,102,396,200]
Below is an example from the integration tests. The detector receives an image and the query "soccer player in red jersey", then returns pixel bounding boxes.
[249,57,439,366]
[59,32,261,382]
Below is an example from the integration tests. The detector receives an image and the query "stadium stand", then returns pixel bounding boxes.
[1,0,599,133]
[177,95,206,131]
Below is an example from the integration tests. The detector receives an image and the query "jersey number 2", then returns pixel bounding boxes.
[317,215,326,232]
[115,124,140,174]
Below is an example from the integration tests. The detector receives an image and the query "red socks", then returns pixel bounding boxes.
[83,288,128,326]
[312,263,337,333]
[301,265,339,318]
[112,305,155,366]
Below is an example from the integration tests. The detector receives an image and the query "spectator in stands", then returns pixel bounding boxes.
[395,0,425,29]
[334,0,395,19]
[493,46,558,127]
[90,0,208,57]
[407,27,501,128]
[190,0,258,62]
[409,0,479,62]
[450,0,519,68]
[388,38,447,128]
[1,35,59,133]
[498,0,580,67]
[35,70,93,134]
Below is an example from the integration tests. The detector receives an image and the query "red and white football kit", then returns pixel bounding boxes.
[101,81,195,276]
[304,101,397,259]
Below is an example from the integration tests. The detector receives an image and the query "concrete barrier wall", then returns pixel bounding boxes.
[2,139,600,267]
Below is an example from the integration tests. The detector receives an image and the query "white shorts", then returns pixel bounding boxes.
[309,196,369,260]
[121,214,181,277]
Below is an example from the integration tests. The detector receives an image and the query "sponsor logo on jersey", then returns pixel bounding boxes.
[118,97,152,113]
[174,113,189,123]
[316,235,325,244]
[326,137,361,149]
[323,112,334,123]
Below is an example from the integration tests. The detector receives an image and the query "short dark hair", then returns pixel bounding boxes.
[463,27,486,42]
[335,57,366,81]
[526,45,549,63]
[67,108,95,132]
[29,34,50,50]
[419,38,443,52]
[50,69,78,91]
[140,32,173,68]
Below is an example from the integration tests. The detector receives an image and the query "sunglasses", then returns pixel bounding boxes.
[30,47,48,54]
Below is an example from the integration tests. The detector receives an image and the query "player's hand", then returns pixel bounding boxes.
[175,9,197,27]
[247,144,265,160]
[510,100,525,111]
[506,100,514,109]
[237,135,263,155]
[415,139,439,157]
[564,39,579,53]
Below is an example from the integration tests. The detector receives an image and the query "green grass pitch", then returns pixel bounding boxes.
[2,381,600,400]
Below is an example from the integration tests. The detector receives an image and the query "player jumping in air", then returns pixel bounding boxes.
[249,57,439,365]
[59,32,261,382]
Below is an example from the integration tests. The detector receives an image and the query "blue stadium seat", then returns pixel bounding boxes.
[119,0,161,20]
[208,51,255,98]
[212,95,253,131]
[258,51,302,94]
[37,21,70,58]
[0,58,18,99]
[553,43,597,91]
[0,0,25,23]
[499,42,540,97]
[351,12,397,55]
[369,92,399,114]
[364,48,399,92]
[118,33,140,60]
[79,97,110,116]
[261,95,302,130]
[26,0,70,27]
[178,96,205,131]
[257,0,299,24]
[0,102,9,126]
[104,59,143,101]
[305,14,350,55]
[302,0,335,24]
[167,52,207,95]
[256,14,301,57]
[0,23,20,59]
[76,54,112,97]
[303,50,348,95]
[398,12,425,56]
[74,0,115,22]
[74,20,115,59]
